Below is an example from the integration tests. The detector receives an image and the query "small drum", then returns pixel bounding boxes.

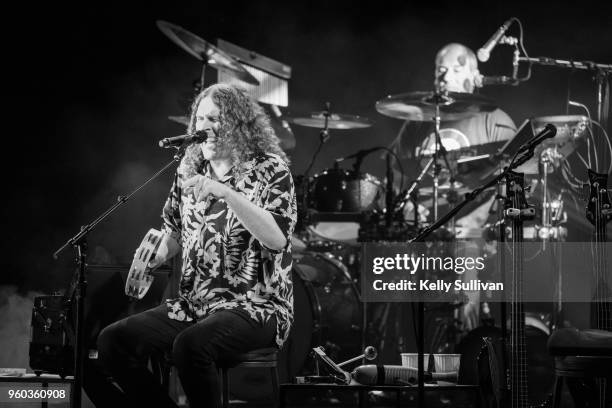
[229,252,362,401]
[308,168,383,212]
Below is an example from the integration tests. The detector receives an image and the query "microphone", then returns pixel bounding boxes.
[158,130,208,148]
[351,365,458,386]
[335,147,382,162]
[518,124,557,153]
[481,75,518,86]
[477,18,516,62]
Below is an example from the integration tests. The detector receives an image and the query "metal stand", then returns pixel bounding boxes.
[304,102,332,178]
[53,147,186,408]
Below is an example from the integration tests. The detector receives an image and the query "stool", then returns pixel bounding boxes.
[547,328,612,408]
[156,347,280,408]
[219,347,280,408]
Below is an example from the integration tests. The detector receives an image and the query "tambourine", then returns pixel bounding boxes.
[125,229,164,299]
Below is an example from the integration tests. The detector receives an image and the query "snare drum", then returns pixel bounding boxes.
[308,168,383,212]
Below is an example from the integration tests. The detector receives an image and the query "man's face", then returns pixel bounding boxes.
[195,96,231,161]
[435,47,476,93]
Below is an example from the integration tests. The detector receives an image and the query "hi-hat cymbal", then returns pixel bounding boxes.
[376,91,497,122]
[513,115,590,175]
[287,112,372,129]
[531,115,589,143]
[156,20,259,86]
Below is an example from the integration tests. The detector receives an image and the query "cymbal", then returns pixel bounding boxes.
[531,115,589,142]
[287,112,372,129]
[168,115,189,126]
[167,110,297,151]
[156,20,259,86]
[418,181,467,196]
[515,115,589,174]
[376,91,497,121]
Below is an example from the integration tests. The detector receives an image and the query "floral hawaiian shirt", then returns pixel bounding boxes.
[161,153,297,347]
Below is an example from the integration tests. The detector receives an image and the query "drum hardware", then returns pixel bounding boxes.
[514,115,590,175]
[375,91,498,122]
[292,103,373,214]
[309,346,379,385]
[307,167,383,213]
[167,110,296,151]
[168,115,190,126]
[376,86,497,222]
[337,346,378,368]
[156,20,259,87]
[286,111,373,130]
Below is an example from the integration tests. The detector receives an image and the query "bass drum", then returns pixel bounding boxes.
[228,252,363,402]
[456,313,554,405]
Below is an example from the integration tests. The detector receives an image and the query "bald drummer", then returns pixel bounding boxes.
[389,43,517,330]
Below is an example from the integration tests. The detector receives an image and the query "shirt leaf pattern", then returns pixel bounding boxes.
[161,153,297,347]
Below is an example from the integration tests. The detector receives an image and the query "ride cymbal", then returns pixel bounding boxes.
[376,91,497,122]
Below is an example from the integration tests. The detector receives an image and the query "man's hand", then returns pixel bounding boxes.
[182,175,231,202]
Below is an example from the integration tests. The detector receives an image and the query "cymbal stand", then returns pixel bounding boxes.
[195,47,211,94]
[429,79,455,222]
[396,156,435,218]
[53,146,187,408]
[300,102,331,228]
[304,102,331,177]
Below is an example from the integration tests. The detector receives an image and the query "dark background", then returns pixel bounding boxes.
[3,0,611,294]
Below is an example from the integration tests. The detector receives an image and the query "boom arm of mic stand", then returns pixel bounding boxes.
[53,146,186,259]
[410,148,535,242]
[51,145,186,408]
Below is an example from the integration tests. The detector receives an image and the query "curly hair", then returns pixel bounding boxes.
[178,83,288,179]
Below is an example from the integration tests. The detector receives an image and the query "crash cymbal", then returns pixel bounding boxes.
[515,115,590,175]
[156,20,259,85]
[167,109,297,151]
[168,115,190,126]
[287,112,372,129]
[376,91,497,121]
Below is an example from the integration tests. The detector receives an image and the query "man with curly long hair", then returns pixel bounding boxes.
[94,83,297,408]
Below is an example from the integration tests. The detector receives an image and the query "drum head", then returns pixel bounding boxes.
[308,168,383,212]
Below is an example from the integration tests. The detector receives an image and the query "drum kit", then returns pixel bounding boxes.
[153,20,598,400]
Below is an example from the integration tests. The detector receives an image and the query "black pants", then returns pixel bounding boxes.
[92,304,277,408]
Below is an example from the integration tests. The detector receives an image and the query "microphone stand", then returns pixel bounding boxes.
[518,56,611,129]
[411,145,537,243]
[408,145,540,408]
[53,145,187,408]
